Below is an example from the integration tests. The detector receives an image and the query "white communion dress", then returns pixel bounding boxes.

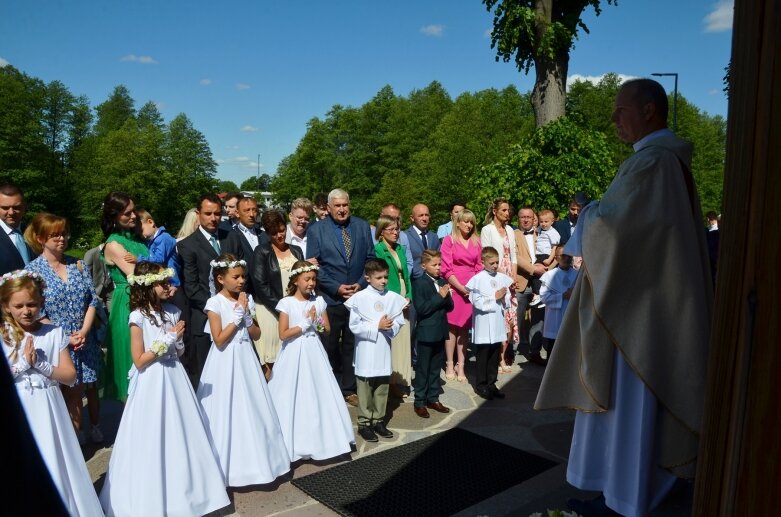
[6,323,104,517]
[99,305,229,517]
[197,293,291,486]
[270,295,355,461]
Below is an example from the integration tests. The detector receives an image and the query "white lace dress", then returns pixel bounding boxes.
[5,323,104,517]
[197,293,291,486]
[99,305,229,516]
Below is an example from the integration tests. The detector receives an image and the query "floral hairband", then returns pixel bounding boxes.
[210,259,247,269]
[290,264,319,276]
[0,269,46,289]
[127,268,176,286]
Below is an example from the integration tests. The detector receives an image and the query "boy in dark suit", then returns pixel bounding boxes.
[411,249,453,418]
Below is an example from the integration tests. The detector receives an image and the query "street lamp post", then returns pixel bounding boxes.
[651,72,678,132]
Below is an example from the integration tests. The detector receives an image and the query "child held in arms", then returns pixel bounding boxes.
[125,208,181,289]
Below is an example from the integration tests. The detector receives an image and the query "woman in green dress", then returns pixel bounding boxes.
[374,215,413,400]
[101,192,149,401]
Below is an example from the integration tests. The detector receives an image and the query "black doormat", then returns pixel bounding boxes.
[291,427,558,517]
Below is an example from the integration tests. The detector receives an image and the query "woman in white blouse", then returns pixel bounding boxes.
[480,198,518,373]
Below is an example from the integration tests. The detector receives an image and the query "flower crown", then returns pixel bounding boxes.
[210,259,247,269]
[290,264,319,276]
[127,268,175,286]
[0,269,47,289]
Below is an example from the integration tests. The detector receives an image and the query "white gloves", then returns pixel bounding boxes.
[243,311,254,328]
[232,305,246,327]
[34,359,54,378]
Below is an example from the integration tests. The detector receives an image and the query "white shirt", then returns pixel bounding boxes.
[238,223,259,250]
[536,227,561,256]
[285,224,307,256]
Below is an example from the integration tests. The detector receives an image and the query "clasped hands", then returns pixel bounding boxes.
[232,293,254,328]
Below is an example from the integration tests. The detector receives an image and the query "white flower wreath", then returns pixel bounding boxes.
[290,264,319,276]
[127,268,176,286]
[209,259,247,269]
[0,269,47,289]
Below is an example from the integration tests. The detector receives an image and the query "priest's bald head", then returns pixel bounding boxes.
[611,79,669,144]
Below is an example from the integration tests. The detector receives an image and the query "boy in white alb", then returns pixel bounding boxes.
[465,247,514,400]
[539,252,578,354]
[344,259,408,443]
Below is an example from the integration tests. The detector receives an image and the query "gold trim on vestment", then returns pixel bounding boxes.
[581,261,700,438]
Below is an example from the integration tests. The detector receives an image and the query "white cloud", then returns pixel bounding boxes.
[0,57,9,67]
[236,83,251,91]
[120,54,158,64]
[420,24,444,37]
[708,88,720,95]
[240,125,258,132]
[154,101,166,110]
[199,79,211,86]
[566,73,638,88]
[484,27,492,39]
[216,156,262,169]
[704,1,733,33]
[226,144,240,150]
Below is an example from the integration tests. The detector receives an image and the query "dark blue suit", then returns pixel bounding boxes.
[306,215,375,395]
[0,225,35,275]
[553,218,576,246]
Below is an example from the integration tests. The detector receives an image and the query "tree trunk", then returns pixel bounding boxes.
[531,0,568,127]
[531,55,568,127]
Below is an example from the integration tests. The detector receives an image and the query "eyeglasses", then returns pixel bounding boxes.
[48,233,70,240]
[383,227,400,233]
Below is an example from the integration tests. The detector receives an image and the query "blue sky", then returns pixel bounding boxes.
[1,0,732,185]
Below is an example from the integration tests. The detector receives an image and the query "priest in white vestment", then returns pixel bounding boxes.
[534,79,713,517]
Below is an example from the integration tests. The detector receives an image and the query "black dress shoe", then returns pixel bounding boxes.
[474,387,494,400]
[426,401,450,413]
[489,386,506,399]
[373,422,394,438]
[526,353,548,366]
[358,426,379,442]
[414,405,430,418]
[566,494,620,517]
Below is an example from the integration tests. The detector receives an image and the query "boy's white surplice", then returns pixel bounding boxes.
[344,285,407,377]
[466,270,513,345]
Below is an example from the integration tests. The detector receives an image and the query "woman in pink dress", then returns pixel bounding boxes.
[440,209,482,382]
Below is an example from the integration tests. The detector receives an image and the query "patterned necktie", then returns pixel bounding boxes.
[341,225,352,260]
[11,229,31,265]
[209,235,220,254]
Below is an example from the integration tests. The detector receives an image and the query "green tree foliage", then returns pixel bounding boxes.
[483,0,616,126]
[272,82,534,225]
[216,180,240,193]
[240,174,271,191]
[474,117,614,216]
[0,68,217,247]
[566,74,726,214]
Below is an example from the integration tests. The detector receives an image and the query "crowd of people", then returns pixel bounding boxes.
[0,78,717,517]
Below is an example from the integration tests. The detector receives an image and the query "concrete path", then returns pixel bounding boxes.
[84,354,693,516]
